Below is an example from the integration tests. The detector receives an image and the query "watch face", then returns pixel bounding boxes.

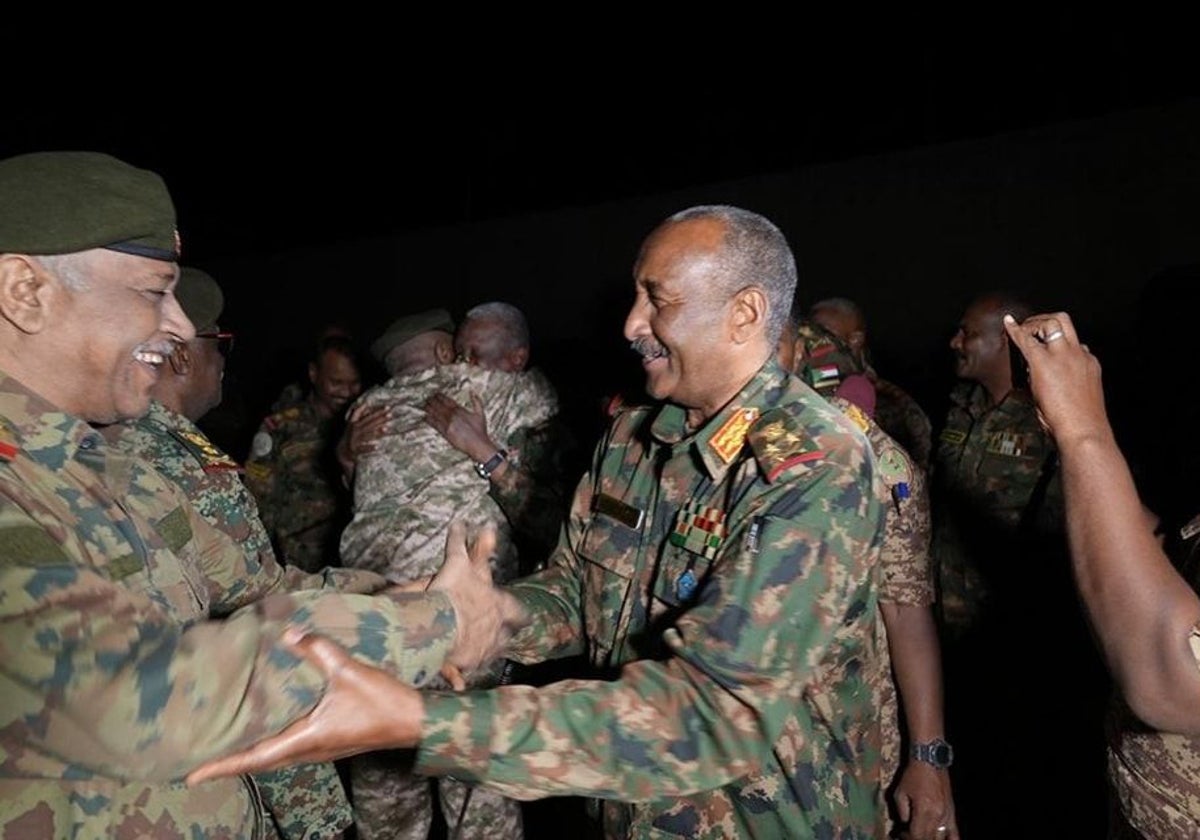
[932,743,953,766]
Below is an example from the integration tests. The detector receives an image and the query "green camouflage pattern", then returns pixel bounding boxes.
[931,382,1062,632]
[340,361,557,584]
[415,362,887,839]
[245,400,350,573]
[871,375,933,471]
[0,373,457,839]
[105,400,383,839]
[339,362,547,839]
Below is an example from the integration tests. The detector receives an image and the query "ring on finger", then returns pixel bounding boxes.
[1042,329,1065,343]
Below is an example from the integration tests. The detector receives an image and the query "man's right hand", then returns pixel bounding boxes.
[335,402,391,481]
[429,521,529,674]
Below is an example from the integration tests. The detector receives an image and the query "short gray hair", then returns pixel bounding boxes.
[463,301,530,353]
[666,205,797,346]
[32,253,90,291]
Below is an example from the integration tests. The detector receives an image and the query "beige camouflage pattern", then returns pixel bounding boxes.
[245,400,350,573]
[340,361,557,584]
[932,382,1062,632]
[340,363,541,839]
[105,400,375,839]
[414,363,888,838]
[0,373,457,839]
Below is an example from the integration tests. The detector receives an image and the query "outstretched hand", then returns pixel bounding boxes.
[186,629,425,786]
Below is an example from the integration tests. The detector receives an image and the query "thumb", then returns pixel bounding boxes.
[440,663,467,691]
[894,790,911,823]
[1002,313,1035,360]
[471,393,485,415]
[469,523,498,579]
[438,520,471,578]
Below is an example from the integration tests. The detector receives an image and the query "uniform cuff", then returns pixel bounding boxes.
[414,689,498,782]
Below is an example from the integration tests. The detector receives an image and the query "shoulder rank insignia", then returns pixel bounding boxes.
[877,445,911,484]
[1182,513,1200,542]
[708,407,760,465]
[939,428,967,446]
[670,501,726,559]
[748,409,826,482]
[263,406,301,432]
[843,403,871,434]
[809,364,842,391]
[169,429,242,473]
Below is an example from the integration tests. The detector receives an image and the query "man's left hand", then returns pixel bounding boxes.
[894,762,958,840]
[185,629,425,785]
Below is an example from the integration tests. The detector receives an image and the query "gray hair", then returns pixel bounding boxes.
[810,296,865,328]
[463,301,530,353]
[32,253,90,291]
[666,205,797,346]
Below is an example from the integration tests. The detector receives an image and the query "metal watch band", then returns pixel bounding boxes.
[475,448,508,480]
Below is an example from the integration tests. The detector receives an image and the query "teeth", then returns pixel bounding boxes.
[135,351,165,365]
[631,337,668,361]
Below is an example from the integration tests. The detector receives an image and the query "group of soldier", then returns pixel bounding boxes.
[0,148,1197,840]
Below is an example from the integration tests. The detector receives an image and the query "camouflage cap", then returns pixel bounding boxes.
[0,151,179,261]
[371,309,455,363]
[176,267,224,333]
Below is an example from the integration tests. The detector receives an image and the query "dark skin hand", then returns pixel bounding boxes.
[335,402,391,482]
[423,392,509,478]
[187,522,529,785]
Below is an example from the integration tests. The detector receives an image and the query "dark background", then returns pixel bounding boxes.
[6,18,1199,510]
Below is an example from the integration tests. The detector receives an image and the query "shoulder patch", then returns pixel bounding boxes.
[169,429,242,473]
[748,408,825,483]
[0,525,70,565]
[250,430,274,459]
[877,445,911,485]
[939,428,967,446]
[708,407,759,464]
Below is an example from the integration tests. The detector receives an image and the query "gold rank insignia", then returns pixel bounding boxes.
[170,429,242,473]
[708,408,760,464]
[844,403,871,434]
[670,502,727,559]
[940,428,967,446]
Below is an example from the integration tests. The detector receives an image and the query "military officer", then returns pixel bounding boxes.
[192,205,888,838]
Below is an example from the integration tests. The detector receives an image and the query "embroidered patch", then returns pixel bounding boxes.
[939,428,967,446]
[169,429,242,473]
[844,403,871,434]
[708,408,760,464]
[250,431,273,458]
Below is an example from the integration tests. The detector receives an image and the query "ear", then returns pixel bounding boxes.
[507,346,530,372]
[168,342,192,376]
[0,254,55,335]
[848,330,866,354]
[435,337,455,366]
[729,286,768,344]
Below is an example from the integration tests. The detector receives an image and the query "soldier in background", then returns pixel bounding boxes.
[103,266,361,839]
[341,309,556,840]
[246,335,363,571]
[809,296,934,468]
[0,151,507,838]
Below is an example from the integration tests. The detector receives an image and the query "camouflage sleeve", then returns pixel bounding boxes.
[490,418,573,558]
[243,420,279,536]
[0,507,455,783]
[879,461,934,607]
[415,460,882,801]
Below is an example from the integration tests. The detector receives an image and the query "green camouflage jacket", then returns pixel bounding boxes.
[245,400,348,573]
[871,375,933,472]
[415,362,887,839]
[0,373,456,839]
[106,400,386,839]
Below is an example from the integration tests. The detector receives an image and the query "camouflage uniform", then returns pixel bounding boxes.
[341,362,557,840]
[830,397,934,835]
[1106,514,1200,838]
[931,381,1062,632]
[415,362,887,839]
[0,373,457,839]
[245,399,350,573]
[104,399,373,840]
[871,374,933,471]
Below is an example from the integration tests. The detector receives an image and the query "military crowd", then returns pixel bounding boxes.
[0,150,1196,839]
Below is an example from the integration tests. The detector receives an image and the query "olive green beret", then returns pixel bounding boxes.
[371,309,455,363]
[176,267,223,333]
[0,151,179,261]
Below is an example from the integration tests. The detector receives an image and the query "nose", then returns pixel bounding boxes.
[162,290,196,342]
[624,293,650,343]
[949,329,963,352]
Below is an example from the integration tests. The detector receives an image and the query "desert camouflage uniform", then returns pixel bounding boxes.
[415,362,887,839]
[830,398,934,830]
[931,382,1061,632]
[341,362,556,840]
[871,374,933,471]
[0,373,457,839]
[105,399,374,839]
[1107,513,1200,838]
[246,399,349,573]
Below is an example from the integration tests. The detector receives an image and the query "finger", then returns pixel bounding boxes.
[1002,313,1041,359]
[468,523,498,580]
[471,393,485,415]
[440,520,470,576]
[186,720,313,785]
[284,631,355,681]
[440,663,467,691]
[894,791,911,823]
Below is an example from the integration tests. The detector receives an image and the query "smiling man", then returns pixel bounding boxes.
[0,151,509,839]
[191,205,888,838]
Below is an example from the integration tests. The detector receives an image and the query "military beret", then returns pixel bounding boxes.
[176,267,224,333]
[0,151,179,261]
[371,309,455,363]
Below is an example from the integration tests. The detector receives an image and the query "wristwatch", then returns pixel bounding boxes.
[474,448,508,480]
[911,737,954,769]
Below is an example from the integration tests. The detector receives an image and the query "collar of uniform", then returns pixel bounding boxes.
[650,360,786,480]
[0,371,106,467]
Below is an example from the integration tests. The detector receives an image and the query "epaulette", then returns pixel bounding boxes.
[263,406,302,432]
[0,421,18,462]
[747,406,825,483]
[169,429,242,474]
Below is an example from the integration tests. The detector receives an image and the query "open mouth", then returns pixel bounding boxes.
[631,336,669,365]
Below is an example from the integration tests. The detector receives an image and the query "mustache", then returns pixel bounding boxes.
[630,336,668,360]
